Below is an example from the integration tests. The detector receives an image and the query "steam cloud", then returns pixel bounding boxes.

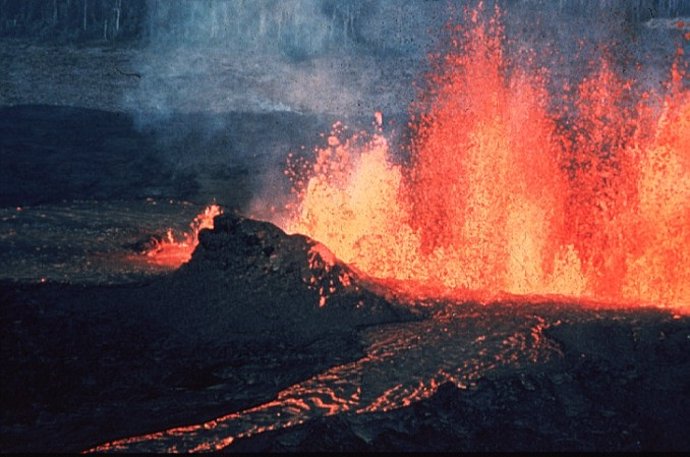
[125,0,688,117]
[119,1,688,214]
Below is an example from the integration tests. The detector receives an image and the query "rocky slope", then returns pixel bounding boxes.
[0,213,420,452]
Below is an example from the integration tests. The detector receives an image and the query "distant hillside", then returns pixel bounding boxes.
[1,0,689,52]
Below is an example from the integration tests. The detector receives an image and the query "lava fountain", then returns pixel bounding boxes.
[279,4,690,310]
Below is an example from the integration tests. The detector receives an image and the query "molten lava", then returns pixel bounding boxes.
[145,204,222,268]
[280,5,690,310]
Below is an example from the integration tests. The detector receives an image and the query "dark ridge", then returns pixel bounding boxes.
[0,105,198,207]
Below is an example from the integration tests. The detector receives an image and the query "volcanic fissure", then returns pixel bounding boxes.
[264,4,690,312]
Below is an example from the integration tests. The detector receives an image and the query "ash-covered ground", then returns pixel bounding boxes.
[2,1,690,453]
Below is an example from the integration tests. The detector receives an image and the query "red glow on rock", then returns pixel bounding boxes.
[145,204,222,268]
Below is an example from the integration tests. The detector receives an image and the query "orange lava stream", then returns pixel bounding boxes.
[280,5,690,311]
[145,204,222,267]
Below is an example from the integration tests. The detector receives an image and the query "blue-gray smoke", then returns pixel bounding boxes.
[127,0,688,119]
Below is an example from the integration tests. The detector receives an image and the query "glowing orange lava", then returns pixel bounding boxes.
[145,204,222,267]
[279,5,690,311]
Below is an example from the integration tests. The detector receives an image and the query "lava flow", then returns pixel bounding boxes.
[280,5,690,310]
[144,204,222,267]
